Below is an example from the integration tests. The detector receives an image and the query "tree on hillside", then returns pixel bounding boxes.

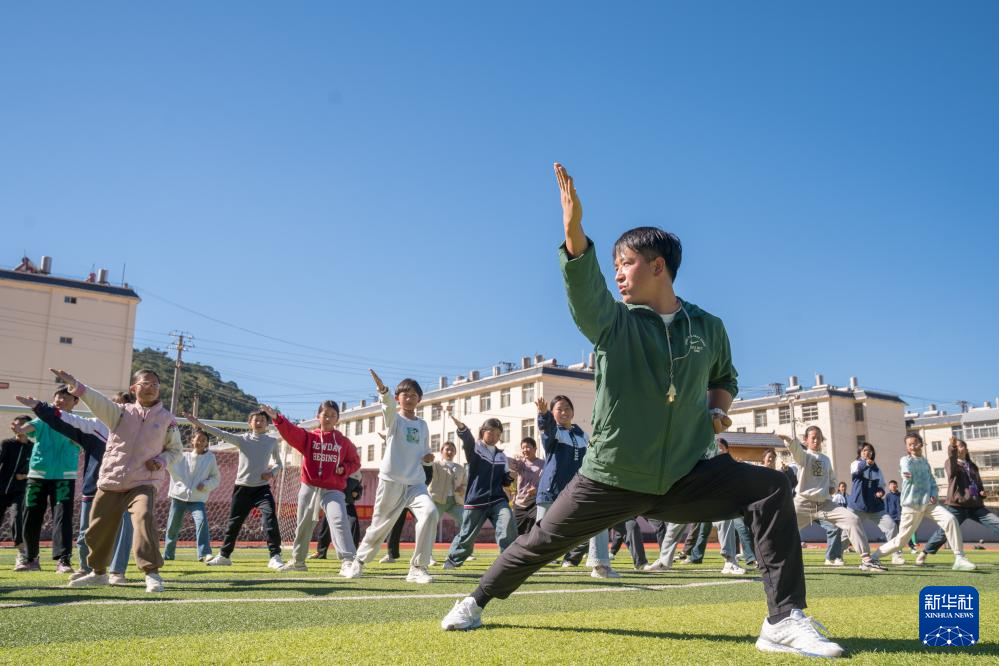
[131,348,259,421]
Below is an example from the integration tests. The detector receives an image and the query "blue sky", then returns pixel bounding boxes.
[2,2,997,419]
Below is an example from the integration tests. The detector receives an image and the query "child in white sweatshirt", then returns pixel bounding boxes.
[164,429,221,561]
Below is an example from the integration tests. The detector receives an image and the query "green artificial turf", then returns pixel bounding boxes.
[0,546,995,664]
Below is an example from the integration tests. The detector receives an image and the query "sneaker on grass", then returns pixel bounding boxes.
[823,558,844,567]
[641,560,672,573]
[14,557,40,572]
[340,560,362,579]
[66,572,109,588]
[279,561,307,572]
[379,554,397,564]
[859,558,887,573]
[441,597,483,631]
[349,561,364,578]
[891,552,906,565]
[442,560,458,570]
[952,556,976,572]
[721,561,746,575]
[267,555,284,570]
[145,572,164,593]
[108,573,128,586]
[590,564,620,579]
[308,552,325,560]
[205,555,232,567]
[56,560,75,574]
[69,570,90,582]
[915,552,927,566]
[406,566,433,584]
[756,609,844,658]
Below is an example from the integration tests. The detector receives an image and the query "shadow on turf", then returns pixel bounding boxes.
[486,624,999,656]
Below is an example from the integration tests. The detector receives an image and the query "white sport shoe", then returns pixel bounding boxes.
[406,566,433,584]
[859,558,887,573]
[340,560,362,579]
[590,564,621,579]
[428,558,438,566]
[721,561,746,575]
[205,555,232,567]
[442,560,457,570]
[351,560,364,577]
[108,573,128,586]
[756,609,844,658]
[824,558,844,567]
[641,560,672,573]
[561,561,575,568]
[379,554,398,564]
[66,572,109,588]
[891,552,906,565]
[267,555,284,570]
[279,561,307,572]
[915,551,927,566]
[441,596,483,631]
[145,573,164,593]
[69,570,91,582]
[952,556,976,571]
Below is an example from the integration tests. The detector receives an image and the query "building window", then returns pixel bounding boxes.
[857,436,867,447]
[933,467,945,479]
[854,403,865,422]
[59,336,73,345]
[447,430,454,445]
[736,427,746,433]
[64,296,77,304]
[778,405,791,425]
[978,451,999,469]
[367,417,376,433]
[951,425,963,439]
[447,399,456,415]
[801,403,819,422]
[965,421,999,440]
[480,393,492,412]
[367,444,375,461]
[500,388,511,408]
[983,480,999,495]
[463,396,473,414]
[754,410,767,428]
[431,434,441,453]
[354,421,362,436]
[931,440,942,452]
[431,404,442,421]
[500,422,510,444]
[522,420,535,441]
[416,406,425,420]
[522,383,535,403]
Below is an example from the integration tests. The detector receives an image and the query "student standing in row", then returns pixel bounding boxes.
[1,416,32,567]
[507,437,543,536]
[163,428,220,562]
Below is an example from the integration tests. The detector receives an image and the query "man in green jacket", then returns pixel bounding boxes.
[441,163,843,659]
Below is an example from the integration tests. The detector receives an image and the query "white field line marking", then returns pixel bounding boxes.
[0,578,753,609]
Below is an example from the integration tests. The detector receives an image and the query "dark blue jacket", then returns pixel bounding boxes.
[0,437,31,495]
[536,412,589,505]
[884,489,901,524]
[458,428,512,509]
[848,458,886,513]
[32,403,106,498]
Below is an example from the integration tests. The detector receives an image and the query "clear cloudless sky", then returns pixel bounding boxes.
[2,2,997,419]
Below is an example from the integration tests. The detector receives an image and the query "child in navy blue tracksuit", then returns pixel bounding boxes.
[848,443,897,547]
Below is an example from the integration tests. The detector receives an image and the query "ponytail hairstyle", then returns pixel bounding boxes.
[948,436,977,471]
[316,400,340,418]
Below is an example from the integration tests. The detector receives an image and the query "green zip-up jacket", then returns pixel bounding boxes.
[26,418,80,480]
[560,240,738,495]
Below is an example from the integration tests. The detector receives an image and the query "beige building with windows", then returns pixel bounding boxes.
[906,402,999,507]
[0,256,140,429]
[327,355,597,469]
[728,374,908,486]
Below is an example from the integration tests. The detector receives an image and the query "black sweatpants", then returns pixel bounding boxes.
[23,478,75,562]
[475,455,805,618]
[220,484,282,558]
[387,508,413,559]
[610,518,648,568]
[0,491,25,547]
[513,498,537,536]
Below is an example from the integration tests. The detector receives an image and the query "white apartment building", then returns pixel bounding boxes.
[728,374,908,486]
[0,256,140,429]
[906,402,999,506]
[293,355,597,469]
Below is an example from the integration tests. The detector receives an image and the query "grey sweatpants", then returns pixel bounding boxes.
[292,485,355,564]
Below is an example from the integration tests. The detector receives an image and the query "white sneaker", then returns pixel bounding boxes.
[108,573,128,586]
[442,560,457,570]
[824,558,845,567]
[953,556,976,572]
[66,572,109,588]
[267,555,284,570]
[756,609,843,657]
[69,570,91,582]
[379,554,398,564]
[466,555,476,561]
[561,561,575,568]
[428,558,438,566]
[915,551,927,566]
[441,596,483,631]
[350,560,364,578]
[205,555,232,567]
[340,560,362,579]
[144,573,164,593]
[891,553,906,565]
[406,566,433,584]
[279,561,307,572]
[859,558,887,573]
[721,561,746,575]
[641,560,672,573]
[590,564,621,579]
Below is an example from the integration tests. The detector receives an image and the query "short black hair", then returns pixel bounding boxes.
[858,442,876,460]
[249,409,272,424]
[479,418,503,437]
[613,226,682,281]
[905,433,923,444]
[395,378,424,400]
[717,438,729,450]
[191,428,209,442]
[52,385,78,402]
[889,479,898,486]
[804,425,824,441]
[316,400,340,418]
[131,369,161,384]
[521,437,537,448]
[12,414,31,425]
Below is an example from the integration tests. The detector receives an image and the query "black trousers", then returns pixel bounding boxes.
[476,455,805,617]
[220,485,282,557]
[610,518,648,568]
[386,508,413,559]
[0,491,25,547]
[315,504,360,556]
[513,498,537,536]
[23,478,75,562]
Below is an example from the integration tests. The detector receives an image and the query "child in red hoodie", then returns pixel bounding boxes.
[261,402,360,577]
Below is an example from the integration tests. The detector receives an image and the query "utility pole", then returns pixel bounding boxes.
[769,382,784,397]
[168,331,194,414]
